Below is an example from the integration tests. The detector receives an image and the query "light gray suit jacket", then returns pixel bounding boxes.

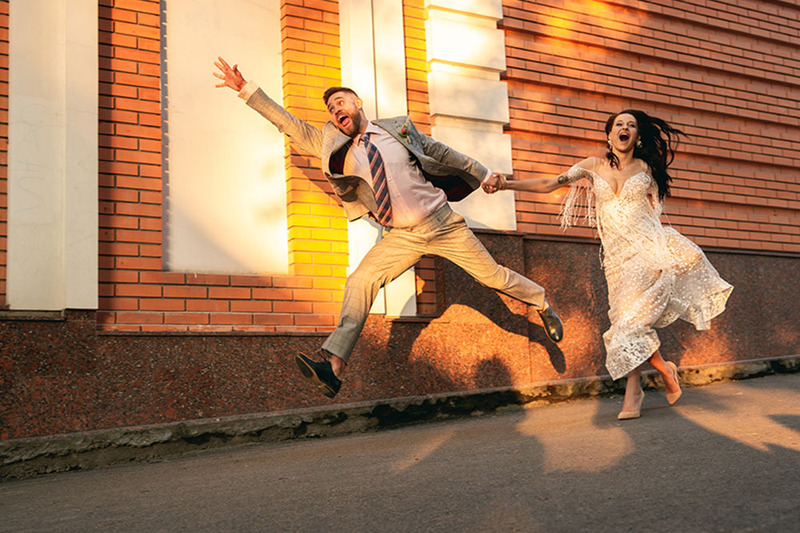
[247,88,488,222]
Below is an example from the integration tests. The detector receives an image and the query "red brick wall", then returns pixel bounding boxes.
[98,0,168,331]
[97,0,353,332]
[279,0,346,329]
[404,0,440,316]
[502,0,800,252]
[98,0,344,332]
[0,0,7,308]
[3,1,797,328]
[66,0,800,331]
[97,0,446,332]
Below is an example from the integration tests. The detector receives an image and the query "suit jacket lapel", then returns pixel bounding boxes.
[321,123,354,175]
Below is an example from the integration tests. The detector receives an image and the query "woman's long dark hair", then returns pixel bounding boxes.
[604,109,686,201]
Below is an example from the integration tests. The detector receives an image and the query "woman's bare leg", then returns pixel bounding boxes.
[649,350,680,395]
[621,365,644,412]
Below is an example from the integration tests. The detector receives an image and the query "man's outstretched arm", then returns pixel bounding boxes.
[214,57,324,157]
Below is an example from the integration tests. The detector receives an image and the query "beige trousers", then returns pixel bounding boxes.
[322,205,546,362]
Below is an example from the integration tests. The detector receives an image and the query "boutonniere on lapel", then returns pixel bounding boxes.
[398,116,411,138]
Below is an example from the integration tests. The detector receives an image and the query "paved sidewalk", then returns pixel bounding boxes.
[1,373,799,532]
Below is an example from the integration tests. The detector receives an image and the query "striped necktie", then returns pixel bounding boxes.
[361,133,393,227]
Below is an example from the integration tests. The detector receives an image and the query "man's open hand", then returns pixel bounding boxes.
[214,56,246,92]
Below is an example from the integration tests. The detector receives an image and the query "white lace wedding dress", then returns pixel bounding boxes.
[562,164,733,379]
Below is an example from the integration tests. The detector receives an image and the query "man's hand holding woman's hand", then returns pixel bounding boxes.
[214,57,246,92]
[482,172,507,194]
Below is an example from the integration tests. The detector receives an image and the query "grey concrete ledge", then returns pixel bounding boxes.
[2,354,799,481]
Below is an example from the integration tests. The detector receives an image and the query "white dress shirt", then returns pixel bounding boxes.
[344,122,446,228]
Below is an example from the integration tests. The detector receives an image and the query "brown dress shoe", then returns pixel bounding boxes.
[295,350,342,398]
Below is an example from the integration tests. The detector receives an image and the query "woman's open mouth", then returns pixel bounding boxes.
[619,132,630,142]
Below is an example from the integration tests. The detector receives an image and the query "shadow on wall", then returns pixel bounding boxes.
[342,235,608,402]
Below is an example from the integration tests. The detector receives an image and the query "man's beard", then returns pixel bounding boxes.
[339,112,364,138]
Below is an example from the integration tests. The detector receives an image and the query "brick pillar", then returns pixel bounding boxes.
[98,0,166,329]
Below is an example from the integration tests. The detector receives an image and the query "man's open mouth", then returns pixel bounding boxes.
[337,113,350,127]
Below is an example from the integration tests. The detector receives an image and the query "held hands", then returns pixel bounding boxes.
[213,56,247,92]
[482,172,508,194]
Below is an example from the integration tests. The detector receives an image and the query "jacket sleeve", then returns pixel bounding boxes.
[246,87,324,158]
[408,120,489,182]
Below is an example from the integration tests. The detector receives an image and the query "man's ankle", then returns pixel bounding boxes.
[320,348,346,376]
[331,356,346,378]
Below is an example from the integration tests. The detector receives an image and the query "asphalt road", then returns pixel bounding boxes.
[1,373,799,532]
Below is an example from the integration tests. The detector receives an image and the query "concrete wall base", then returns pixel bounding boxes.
[3,355,798,480]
